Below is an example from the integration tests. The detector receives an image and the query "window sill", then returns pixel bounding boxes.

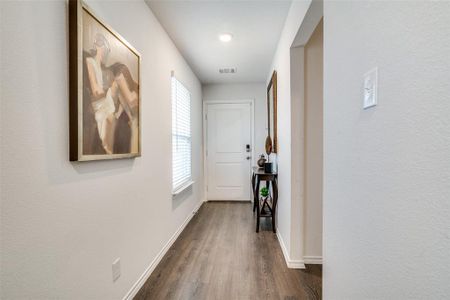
[172,180,195,197]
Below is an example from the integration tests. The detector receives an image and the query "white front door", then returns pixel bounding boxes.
[206,102,252,200]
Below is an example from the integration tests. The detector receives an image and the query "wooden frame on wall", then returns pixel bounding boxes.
[267,70,278,153]
[69,0,142,161]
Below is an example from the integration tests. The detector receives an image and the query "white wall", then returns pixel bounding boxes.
[324,1,450,299]
[0,1,204,299]
[267,0,311,265]
[289,45,306,264]
[202,83,266,159]
[304,19,323,260]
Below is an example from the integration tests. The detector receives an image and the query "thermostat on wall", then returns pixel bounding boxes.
[363,67,378,109]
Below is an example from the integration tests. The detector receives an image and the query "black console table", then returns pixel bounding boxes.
[251,167,278,233]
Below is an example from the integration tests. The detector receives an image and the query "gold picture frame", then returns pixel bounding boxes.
[267,70,278,153]
[69,0,141,161]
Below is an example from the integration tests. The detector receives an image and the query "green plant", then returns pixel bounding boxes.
[260,187,269,198]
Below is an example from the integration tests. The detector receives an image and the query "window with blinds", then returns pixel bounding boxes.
[171,76,192,192]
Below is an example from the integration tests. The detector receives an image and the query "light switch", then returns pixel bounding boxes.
[363,68,378,109]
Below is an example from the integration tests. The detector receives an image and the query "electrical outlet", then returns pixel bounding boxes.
[112,258,121,282]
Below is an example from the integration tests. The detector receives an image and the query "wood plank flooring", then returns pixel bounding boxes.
[135,202,322,300]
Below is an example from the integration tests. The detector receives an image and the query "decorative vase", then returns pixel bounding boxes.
[257,154,266,168]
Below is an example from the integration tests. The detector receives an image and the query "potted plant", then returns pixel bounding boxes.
[260,187,269,198]
[259,187,270,213]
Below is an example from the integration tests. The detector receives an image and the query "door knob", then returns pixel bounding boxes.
[246,156,251,160]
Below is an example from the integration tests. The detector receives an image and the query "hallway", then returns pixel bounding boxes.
[3,0,450,298]
[135,202,322,300]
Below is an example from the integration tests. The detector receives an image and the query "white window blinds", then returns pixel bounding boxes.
[172,76,192,192]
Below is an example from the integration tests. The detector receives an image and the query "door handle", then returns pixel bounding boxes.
[246,156,251,160]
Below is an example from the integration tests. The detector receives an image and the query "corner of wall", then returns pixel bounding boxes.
[276,227,306,269]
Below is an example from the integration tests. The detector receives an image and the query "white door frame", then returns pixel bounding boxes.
[203,99,255,201]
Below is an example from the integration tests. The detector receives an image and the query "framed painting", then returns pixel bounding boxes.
[69,0,141,161]
[267,70,277,153]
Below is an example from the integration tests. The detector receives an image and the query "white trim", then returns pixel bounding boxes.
[288,259,307,269]
[203,99,255,201]
[276,228,306,269]
[122,200,204,300]
[172,180,195,196]
[303,256,323,264]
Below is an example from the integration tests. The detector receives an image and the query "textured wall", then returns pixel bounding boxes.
[323,2,450,298]
[0,1,204,299]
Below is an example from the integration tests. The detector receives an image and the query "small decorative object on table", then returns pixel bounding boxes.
[259,186,271,214]
[265,136,273,155]
[260,186,269,198]
[257,154,267,168]
[264,135,273,173]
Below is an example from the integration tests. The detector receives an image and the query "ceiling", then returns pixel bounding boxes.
[146,0,292,84]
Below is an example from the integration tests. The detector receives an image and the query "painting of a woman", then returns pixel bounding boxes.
[84,33,115,154]
[71,2,141,161]
[110,63,139,153]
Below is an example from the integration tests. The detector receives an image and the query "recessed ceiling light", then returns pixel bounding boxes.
[219,33,233,43]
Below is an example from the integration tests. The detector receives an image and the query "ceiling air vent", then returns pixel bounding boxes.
[219,67,237,74]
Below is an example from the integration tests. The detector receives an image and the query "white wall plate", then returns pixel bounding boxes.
[363,67,378,109]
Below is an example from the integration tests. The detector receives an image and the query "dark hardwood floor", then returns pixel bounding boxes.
[135,202,322,300]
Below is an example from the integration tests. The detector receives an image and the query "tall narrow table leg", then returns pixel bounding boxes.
[252,173,256,212]
[271,178,278,233]
[255,179,260,233]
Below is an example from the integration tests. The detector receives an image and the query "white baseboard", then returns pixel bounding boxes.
[122,199,204,300]
[304,256,323,264]
[275,229,306,269]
